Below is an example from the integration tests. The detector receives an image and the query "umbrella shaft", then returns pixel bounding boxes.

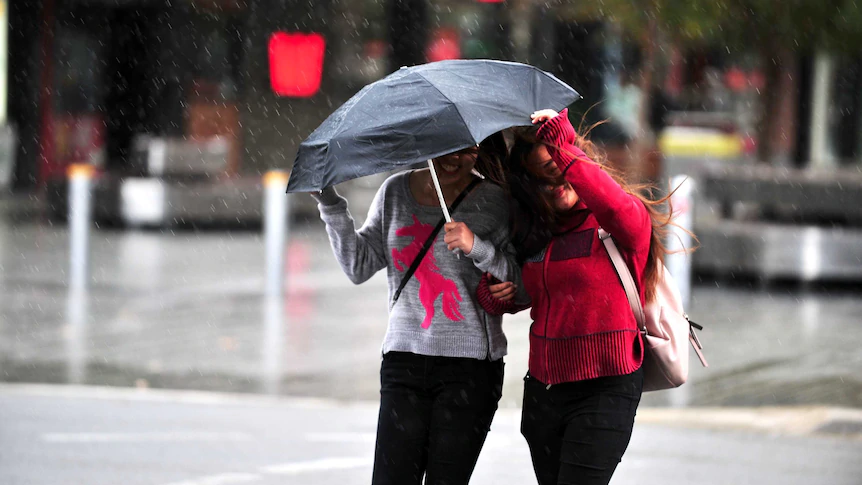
[427,160,452,223]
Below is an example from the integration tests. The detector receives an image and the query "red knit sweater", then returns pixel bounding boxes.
[478,109,651,385]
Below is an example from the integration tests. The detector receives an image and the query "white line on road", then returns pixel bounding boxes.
[305,432,376,443]
[42,432,251,443]
[161,473,261,485]
[157,457,370,485]
[304,432,519,449]
[261,457,369,475]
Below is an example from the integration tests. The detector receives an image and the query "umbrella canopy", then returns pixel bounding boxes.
[286,59,579,193]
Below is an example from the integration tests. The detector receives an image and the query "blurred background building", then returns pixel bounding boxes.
[3,0,862,280]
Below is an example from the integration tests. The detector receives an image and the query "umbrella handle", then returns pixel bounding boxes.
[427,160,462,259]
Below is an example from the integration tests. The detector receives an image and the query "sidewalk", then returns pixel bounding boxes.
[2,220,862,409]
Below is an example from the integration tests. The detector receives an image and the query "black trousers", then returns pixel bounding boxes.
[521,367,643,485]
[372,351,504,485]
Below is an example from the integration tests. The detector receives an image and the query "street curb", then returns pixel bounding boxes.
[635,406,862,438]
[3,383,862,439]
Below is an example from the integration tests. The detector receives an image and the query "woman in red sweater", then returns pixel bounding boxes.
[478,108,677,485]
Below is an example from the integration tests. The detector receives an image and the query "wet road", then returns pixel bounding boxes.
[3,384,862,485]
[1,220,861,408]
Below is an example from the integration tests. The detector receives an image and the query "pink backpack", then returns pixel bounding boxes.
[599,228,708,392]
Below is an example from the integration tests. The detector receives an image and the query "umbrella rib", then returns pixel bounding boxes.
[413,71,476,143]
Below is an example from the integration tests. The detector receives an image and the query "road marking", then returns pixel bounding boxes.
[305,432,376,443]
[261,457,369,475]
[42,432,251,443]
[161,473,261,485]
[157,457,370,485]
[303,431,518,449]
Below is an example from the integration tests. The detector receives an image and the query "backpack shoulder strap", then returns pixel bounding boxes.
[598,227,646,331]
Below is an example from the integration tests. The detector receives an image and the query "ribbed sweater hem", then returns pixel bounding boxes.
[528,329,643,385]
[383,331,507,361]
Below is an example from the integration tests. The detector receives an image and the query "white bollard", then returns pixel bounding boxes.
[68,164,95,290]
[65,288,89,384]
[261,295,285,395]
[665,175,696,309]
[263,171,289,297]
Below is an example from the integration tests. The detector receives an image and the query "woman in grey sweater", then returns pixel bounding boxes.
[311,133,524,485]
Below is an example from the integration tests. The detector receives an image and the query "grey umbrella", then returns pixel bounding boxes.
[286,59,579,216]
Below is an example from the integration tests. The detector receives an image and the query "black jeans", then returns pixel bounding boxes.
[372,351,504,485]
[521,367,643,485]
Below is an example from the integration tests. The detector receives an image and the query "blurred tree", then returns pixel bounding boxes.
[568,0,862,163]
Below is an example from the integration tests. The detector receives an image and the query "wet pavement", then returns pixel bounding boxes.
[1,218,861,409]
[3,384,862,485]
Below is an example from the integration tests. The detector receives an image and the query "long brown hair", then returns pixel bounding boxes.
[474,131,508,186]
[505,125,696,303]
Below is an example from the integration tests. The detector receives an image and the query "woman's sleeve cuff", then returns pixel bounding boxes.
[466,234,493,265]
[536,108,576,146]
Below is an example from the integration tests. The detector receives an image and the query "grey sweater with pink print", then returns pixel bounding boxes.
[313,171,523,361]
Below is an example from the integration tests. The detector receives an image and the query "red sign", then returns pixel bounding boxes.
[269,32,326,97]
[426,28,461,63]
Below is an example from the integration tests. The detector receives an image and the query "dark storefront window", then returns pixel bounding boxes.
[50,8,108,179]
[185,6,245,173]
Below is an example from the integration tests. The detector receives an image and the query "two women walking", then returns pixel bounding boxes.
[312,108,680,485]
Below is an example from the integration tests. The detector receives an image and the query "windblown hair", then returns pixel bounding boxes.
[474,131,509,186]
[505,124,696,303]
